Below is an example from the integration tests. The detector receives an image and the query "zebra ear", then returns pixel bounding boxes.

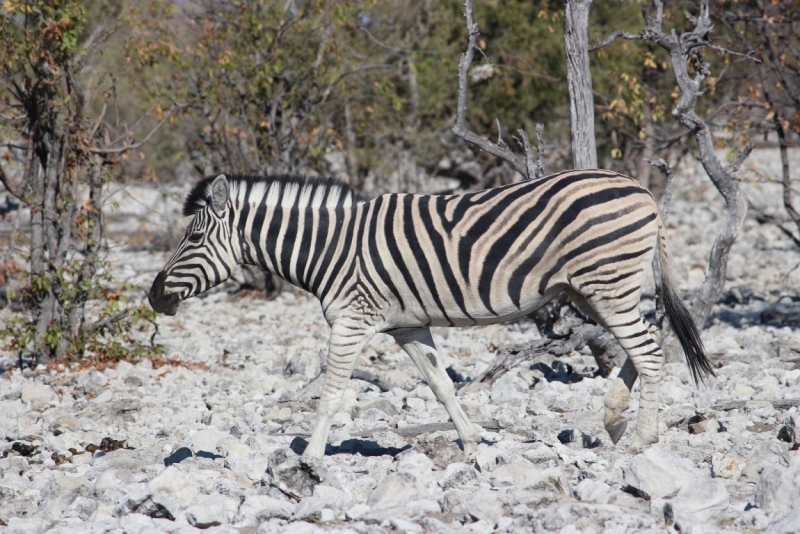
[210,174,229,215]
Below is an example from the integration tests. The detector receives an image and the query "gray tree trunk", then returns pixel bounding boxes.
[563,0,597,169]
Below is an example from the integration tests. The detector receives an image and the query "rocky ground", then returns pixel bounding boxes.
[2,151,800,533]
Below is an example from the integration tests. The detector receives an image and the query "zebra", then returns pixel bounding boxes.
[148,170,713,459]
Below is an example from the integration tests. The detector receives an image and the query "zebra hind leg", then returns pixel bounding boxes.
[566,289,633,444]
[585,296,665,449]
[391,328,483,460]
[304,323,374,459]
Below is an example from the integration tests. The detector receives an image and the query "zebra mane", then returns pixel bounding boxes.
[182,174,367,217]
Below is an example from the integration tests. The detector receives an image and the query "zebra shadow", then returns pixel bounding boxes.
[290,436,411,457]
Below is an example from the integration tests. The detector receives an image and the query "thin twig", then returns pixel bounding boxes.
[89,103,180,155]
[517,129,535,180]
[85,310,129,334]
[535,123,545,178]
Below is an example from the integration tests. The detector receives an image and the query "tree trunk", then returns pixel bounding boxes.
[563,0,597,169]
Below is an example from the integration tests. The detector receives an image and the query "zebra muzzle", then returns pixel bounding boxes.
[148,271,180,316]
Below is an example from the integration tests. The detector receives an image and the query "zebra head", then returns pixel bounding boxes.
[149,174,239,315]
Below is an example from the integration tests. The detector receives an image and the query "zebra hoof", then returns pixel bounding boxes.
[605,419,628,445]
[629,433,658,451]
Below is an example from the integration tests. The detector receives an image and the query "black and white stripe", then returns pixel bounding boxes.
[150,170,712,457]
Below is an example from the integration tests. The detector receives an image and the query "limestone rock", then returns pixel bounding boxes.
[622,445,700,499]
[147,466,198,519]
[672,478,729,523]
[753,464,800,513]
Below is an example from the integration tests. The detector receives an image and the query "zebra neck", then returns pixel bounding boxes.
[238,203,360,295]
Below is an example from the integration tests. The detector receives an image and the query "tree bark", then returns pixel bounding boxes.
[563,0,597,169]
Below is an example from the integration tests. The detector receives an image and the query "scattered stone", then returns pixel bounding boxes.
[438,462,476,489]
[467,488,504,525]
[147,466,199,519]
[753,464,800,513]
[265,447,325,499]
[522,442,558,464]
[622,445,701,499]
[672,478,730,523]
[711,454,747,479]
[185,494,229,528]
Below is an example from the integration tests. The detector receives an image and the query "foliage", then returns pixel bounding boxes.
[0,0,165,364]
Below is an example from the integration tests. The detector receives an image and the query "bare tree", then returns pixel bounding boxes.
[593,0,751,335]
[563,0,598,169]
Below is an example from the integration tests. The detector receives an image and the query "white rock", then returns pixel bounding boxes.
[622,445,701,499]
[192,428,230,453]
[438,462,476,489]
[753,464,800,513]
[467,488,504,525]
[345,503,371,520]
[574,479,612,504]
[185,493,230,528]
[368,473,429,510]
[237,494,295,524]
[672,477,729,522]
[395,450,435,481]
[147,466,198,519]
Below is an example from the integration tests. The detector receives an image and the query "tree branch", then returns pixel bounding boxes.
[452,0,528,178]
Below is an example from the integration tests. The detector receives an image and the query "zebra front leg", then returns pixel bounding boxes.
[304,324,373,459]
[391,328,483,460]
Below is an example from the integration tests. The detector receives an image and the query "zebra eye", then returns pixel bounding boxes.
[188,232,204,243]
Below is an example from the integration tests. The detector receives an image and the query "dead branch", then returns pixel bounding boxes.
[350,369,404,393]
[458,316,609,394]
[596,1,751,336]
[84,309,129,335]
[535,123,546,178]
[452,0,528,178]
[711,399,800,412]
[269,420,501,438]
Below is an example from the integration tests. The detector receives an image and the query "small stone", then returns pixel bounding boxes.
[622,445,701,499]
[574,479,612,504]
[768,510,800,533]
[21,384,56,411]
[438,462,476,489]
[753,464,800,513]
[522,442,558,464]
[712,454,747,479]
[467,488,504,525]
[185,494,229,528]
[671,477,729,523]
[147,465,198,519]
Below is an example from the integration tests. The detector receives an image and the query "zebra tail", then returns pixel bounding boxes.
[656,215,715,384]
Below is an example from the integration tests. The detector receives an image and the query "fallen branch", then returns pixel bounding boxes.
[711,399,800,412]
[350,369,403,393]
[269,420,501,438]
[458,317,611,394]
